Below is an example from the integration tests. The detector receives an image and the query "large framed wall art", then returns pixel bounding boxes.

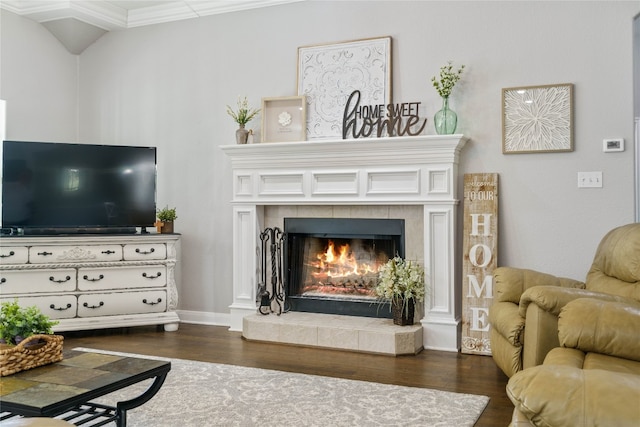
[297,36,392,140]
[502,83,574,154]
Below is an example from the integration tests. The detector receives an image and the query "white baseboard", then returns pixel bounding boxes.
[176,310,231,327]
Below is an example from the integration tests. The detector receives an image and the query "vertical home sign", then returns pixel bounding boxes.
[461,173,498,355]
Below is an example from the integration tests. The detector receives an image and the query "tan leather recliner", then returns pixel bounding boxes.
[506,297,640,427]
[488,222,640,377]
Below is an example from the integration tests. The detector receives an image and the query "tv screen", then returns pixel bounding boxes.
[2,140,157,234]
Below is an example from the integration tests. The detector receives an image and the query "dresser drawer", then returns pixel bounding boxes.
[0,269,76,294]
[0,295,78,319]
[0,246,29,265]
[29,245,123,264]
[123,243,166,261]
[78,290,167,317]
[78,265,167,291]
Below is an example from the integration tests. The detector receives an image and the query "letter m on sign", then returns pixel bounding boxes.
[461,173,498,355]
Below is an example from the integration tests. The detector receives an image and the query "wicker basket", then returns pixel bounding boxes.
[0,334,64,376]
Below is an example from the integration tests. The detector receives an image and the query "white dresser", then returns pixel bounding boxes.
[0,234,180,332]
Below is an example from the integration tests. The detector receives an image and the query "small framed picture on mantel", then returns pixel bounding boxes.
[261,96,306,143]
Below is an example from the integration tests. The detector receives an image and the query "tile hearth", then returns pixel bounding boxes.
[243,312,423,356]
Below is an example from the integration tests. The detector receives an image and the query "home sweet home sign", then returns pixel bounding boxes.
[461,173,498,355]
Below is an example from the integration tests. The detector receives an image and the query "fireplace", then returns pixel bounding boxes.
[284,218,405,317]
[221,135,467,352]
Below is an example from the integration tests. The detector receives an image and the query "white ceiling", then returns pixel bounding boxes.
[1,0,304,54]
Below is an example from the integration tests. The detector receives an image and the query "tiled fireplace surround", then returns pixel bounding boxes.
[221,135,467,353]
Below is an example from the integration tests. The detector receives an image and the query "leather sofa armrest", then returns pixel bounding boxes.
[518,286,625,318]
[507,365,640,427]
[558,298,640,362]
[488,301,525,346]
[495,267,584,304]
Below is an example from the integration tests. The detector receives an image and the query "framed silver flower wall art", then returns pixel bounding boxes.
[502,83,574,154]
[297,36,392,140]
[261,96,306,143]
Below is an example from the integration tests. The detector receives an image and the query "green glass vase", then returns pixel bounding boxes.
[434,97,458,135]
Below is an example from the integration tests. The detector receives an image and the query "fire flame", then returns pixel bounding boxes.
[310,241,379,280]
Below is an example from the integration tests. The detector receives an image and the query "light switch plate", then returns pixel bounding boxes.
[578,171,603,188]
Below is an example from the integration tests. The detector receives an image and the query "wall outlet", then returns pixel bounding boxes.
[578,171,603,188]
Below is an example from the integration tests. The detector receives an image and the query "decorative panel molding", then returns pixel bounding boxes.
[428,170,450,194]
[366,170,420,195]
[235,174,252,196]
[258,173,305,196]
[312,172,358,195]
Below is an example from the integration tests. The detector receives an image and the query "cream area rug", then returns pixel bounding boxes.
[74,348,489,427]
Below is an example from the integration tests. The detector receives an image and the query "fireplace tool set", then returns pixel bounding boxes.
[257,227,289,315]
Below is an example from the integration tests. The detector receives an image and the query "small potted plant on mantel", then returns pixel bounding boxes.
[156,206,177,234]
[0,300,63,376]
[226,96,261,144]
[374,256,426,326]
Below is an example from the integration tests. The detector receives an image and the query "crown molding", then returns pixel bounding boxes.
[0,0,305,54]
[0,1,306,29]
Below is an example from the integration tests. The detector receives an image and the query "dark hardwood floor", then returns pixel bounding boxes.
[62,323,513,426]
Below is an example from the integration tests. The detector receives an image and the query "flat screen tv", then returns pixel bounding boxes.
[2,140,157,235]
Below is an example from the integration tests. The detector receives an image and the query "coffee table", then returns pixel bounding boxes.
[0,349,171,426]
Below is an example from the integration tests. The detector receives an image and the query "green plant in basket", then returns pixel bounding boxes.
[0,300,58,345]
[374,256,425,316]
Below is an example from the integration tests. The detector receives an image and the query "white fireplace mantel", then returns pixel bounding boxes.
[221,135,468,352]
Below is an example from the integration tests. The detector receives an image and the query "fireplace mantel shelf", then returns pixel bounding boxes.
[221,134,468,169]
[222,134,468,352]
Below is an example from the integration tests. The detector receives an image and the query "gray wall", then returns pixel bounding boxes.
[0,11,78,141]
[2,1,638,320]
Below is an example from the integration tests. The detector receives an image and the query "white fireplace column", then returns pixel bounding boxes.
[222,135,468,351]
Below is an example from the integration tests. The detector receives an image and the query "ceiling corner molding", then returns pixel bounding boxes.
[0,0,307,53]
[67,1,128,30]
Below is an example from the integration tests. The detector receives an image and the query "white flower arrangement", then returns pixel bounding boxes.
[374,256,425,306]
[431,61,465,98]
[226,96,261,126]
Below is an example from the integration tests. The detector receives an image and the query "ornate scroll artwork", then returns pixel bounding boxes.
[297,37,392,140]
[502,83,574,154]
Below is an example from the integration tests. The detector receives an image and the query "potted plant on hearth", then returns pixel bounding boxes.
[374,256,425,326]
[0,300,63,376]
[156,206,177,234]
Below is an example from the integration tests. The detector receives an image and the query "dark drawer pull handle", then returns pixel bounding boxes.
[102,250,116,255]
[83,301,104,309]
[50,276,71,284]
[0,278,6,284]
[142,272,162,279]
[83,274,104,282]
[0,251,15,258]
[135,248,155,255]
[38,251,53,256]
[50,303,72,311]
[143,298,162,306]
